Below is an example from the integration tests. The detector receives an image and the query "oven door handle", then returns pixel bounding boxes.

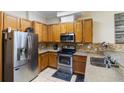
[58,54,73,57]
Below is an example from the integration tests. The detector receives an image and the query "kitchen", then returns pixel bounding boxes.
[0,11,124,82]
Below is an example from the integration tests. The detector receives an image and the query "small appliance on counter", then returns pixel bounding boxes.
[53,44,58,50]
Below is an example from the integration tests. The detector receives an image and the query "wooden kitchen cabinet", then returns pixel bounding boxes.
[43,53,49,68]
[83,19,93,43]
[60,23,67,33]
[38,54,41,71]
[60,23,74,33]
[20,18,32,32]
[74,20,83,42]
[48,52,57,68]
[73,55,87,75]
[39,53,49,71]
[47,25,53,42]
[3,13,20,30]
[53,24,61,42]
[42,24,48,42]
[33,21,42,42]
[66,23,74,33]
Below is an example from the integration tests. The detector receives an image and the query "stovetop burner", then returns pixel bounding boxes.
[58,48,76,55]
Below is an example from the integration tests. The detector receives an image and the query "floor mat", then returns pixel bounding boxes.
[75,75,84,82]
[52,70,72,81]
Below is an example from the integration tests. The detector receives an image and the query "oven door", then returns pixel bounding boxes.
[58,54,72,67]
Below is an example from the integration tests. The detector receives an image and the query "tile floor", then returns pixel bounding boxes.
[32,68,77,82]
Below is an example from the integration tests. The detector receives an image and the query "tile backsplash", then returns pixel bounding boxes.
[38,43,124,53]
[38,43,47,51]
[76,43,124,53]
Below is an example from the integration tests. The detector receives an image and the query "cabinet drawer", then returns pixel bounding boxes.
[73,56,87,62]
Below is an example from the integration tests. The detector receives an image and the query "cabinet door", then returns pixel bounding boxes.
[83,19,93,43]
[44,53,48,68]
[48,52,57,68]
[73,56,87,75]
[4,13,20,30]
[40,54,45,70]
[47,25,53,42]
[33,22,42,42]
[40,54,43,70]
[38,55,41,71]
[74,21,83,42]
[20,19,32,32]
[73,61,86,75]
[56,24,61,42]
[53,24,61,42]
[60,23,66,33]
[66,23,74,33]
[42,24,48,42]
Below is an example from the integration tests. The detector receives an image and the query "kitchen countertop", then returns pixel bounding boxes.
[85,54,124,82]
[104,51,124,67]
[74,51,124,82]
[38,49,59,54]
[39,49,124,82]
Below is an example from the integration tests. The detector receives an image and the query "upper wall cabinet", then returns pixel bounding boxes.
[66,23,74,33]
[33,21,42,42]
[60,23,66,33]
[42,24,48,42]
[20,18,32,32]
[53,24,61,42]
[3,13,20,30]
[74,20,83,42]
[60,23,74,33]
[47,25,53,42]
[83,19,93,43]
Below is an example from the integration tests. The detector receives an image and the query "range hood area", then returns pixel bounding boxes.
[57,11,82,23]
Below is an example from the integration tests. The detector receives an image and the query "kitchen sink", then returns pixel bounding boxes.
[90,57,107,67]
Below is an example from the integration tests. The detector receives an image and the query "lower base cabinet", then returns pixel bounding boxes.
[38,53,49,71]
[38,52,87,75]
[38,52,57,71]
[48,52,57,68]
[73,55,87,75]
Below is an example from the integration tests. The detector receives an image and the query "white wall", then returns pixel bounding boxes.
[61,15,75,23]
[28,12,47,24]
[82,11,121,44]
[46,17,60,24]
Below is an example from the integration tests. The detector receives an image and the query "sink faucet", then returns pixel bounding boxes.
[105,56,119,68]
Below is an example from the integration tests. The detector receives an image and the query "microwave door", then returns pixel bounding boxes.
[61,35,67,42]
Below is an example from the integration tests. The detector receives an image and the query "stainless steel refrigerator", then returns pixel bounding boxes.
[2,30,39,82]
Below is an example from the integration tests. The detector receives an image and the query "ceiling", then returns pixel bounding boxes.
[37,11,83,20]
[38,11,58,19]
